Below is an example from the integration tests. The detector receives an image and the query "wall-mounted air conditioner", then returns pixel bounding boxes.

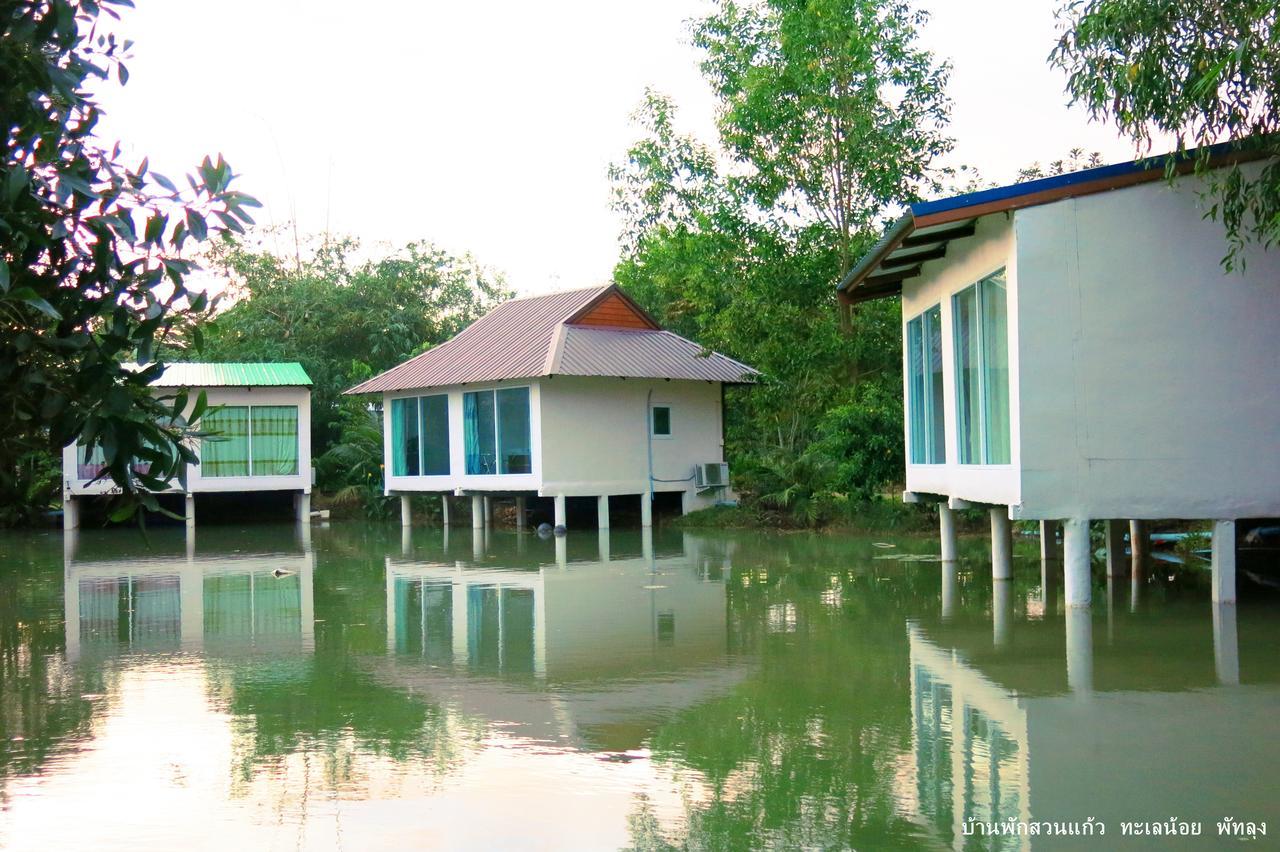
[694,462,729,490]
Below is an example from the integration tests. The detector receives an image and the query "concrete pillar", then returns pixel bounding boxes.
[1212,602,1240,686]
[990,508,1012,581]
[184,492,196,529]
[1129,520,1149,569]
[471,495,484,530]
[515,496,526,531]
[1065,607,1094,695]
[641,526,654,563]
[1105,574,1116,644]
[1063,518,1092,607]
[1105,519,1126,577]
[297,491,311,524]
[62,494,80,531]
[941,561,957,621]
[553,494,567,529]
[483,496,492,526]
[555,534,568,569]
[1130,557,1142,614]
[597,495,610,529]
[598,527,611,562]
[1039,520,1060,563]
[401,525,412,556]
[400,494,412,527]
[1040,532,1058,614]
[441,495,450,526]
[640,493,653,528]
[993,577,1012,648]
[939,503,958,562]
[1211,519,1236,604]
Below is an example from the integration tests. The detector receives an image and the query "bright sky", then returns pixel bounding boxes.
[95,0,1142,297]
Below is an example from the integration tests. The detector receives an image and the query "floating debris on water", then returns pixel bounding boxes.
[872,542,895,549]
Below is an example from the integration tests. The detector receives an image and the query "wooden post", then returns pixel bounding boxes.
[1039,520,1060,562]
[1129,520,1149,568]
[1105,520,1126,577]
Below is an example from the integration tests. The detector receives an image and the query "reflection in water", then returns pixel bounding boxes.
[0,524,1275,849]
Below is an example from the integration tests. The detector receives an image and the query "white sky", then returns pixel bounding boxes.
[95,0,1144,297]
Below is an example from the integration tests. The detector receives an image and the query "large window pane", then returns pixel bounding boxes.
[391,397,420,476]
[201,406,250,477]
[464,391,496,475]
[927,305,945,463]
[420,394,450,476]
[497,387,531,474]
[953,287,982,464]
[907,315,926,464]
[980,275,1011,464]
[250,405,299,475]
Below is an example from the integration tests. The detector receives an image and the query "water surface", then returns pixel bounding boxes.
[0,522,1275,850]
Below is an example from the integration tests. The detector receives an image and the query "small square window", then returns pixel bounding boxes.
[651,405,672,437]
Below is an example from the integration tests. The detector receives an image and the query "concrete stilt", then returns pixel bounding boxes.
[598,527,611,562]
[472,527,485,561]
[1063,518,1092,608]
[297,491,311,524]
[1130,558,1142,614]
[641,526,654,563]
[400,494,412,527]
[1211,519,1236,604]
[62,494,79,531]
[515,496,526,531]
[441,495,450,526]
[553,494,567,529]
[555,534,568,569]
[640,493,653,528]
[990,508,1012,581]
[184,492,196,529]
[597,495,610,529]
[1105,519,1126,577]
[471,495,484,530]
[401,525,412,556]
[1129,520,1149,570]
[941,561,957,621]
[1039,520,1060,563]
[1105,574,1115,643]
[1065,607,1094,694]
[1212,602,1240,686]
[483,496,493,526]
[993,578,1012,648]
[939,503,958,562]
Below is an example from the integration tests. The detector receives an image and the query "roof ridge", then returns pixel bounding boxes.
[505,284,609,304]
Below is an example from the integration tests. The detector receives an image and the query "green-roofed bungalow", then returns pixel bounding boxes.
[62,362,314,529]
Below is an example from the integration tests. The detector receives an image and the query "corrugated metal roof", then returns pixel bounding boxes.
[143,362,313,387]
[346,285,759,394]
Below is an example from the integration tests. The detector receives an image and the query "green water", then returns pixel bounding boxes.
[0,523,1276,850]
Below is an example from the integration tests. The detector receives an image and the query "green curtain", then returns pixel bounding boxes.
[201,406,250,477]
[251,406,299,475]
[980,274,1011,464]
[464,391,497,474]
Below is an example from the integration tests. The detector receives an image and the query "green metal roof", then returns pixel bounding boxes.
[143,362,312,387]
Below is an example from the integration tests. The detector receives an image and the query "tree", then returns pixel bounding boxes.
[1050,0,1279,268]
[1,0,257,523]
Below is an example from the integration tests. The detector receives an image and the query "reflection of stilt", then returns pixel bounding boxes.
[180,560,203,650]
[1212,602,1240,686]
[386,557,396,655]
[941,561,957,621]
[1130,520,1149,571]
[1130,558,1142,614]
[64,550,80,662]
[993,579,1011,648]
[1065,607,1093,695]
[1105,574,1115,644]
[555,534,567,569]
[472,527,485,562]
[299,551,315,652]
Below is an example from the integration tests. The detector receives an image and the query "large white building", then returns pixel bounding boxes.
[838,146,1280,607]
[61,362,313,529]
[346,285,757,529]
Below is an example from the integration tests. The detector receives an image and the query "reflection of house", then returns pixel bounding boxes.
[61,362,313,529]
[345,286,757,528]
[63,541,314,662]
[903,621,1280,849]
[840,146,1280,606]
[372,531,746,751]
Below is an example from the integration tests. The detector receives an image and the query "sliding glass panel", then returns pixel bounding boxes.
[980,274,1011,464]
[467,585,501,668]
[497,387,531,474]
[926,304,946,463]
[201,406,250,477]
[952,287,981,464]
[420,394,450,476]
[391,397,420,476]
[907,315,926,464]
[250,405,299,475]
[464,391,496,475]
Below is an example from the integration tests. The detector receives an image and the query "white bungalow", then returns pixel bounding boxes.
[62,362,313,529]
[838,145,1280,607]
[345,285,757,529]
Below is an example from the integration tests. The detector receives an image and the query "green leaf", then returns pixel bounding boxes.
[8,287,62,320]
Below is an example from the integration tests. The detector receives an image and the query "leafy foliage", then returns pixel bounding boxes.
[1051,0,1280,268]
[0,0,257,523]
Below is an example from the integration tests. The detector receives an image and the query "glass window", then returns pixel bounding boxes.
[391,397,420,476]
[907,305,945,464]
[464,390,497,475]
[201,406,250,477]
[250,406,299,475]
[953,270,1011,465]
[497,387,531,474]
[420,394,450,476]
[652,405,672,437]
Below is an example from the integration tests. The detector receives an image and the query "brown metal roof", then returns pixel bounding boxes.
[346,285,758,394]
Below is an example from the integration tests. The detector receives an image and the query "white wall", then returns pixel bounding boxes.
[62,385,312,496]
[900,214,1022,506]
[1014,168,1280,520]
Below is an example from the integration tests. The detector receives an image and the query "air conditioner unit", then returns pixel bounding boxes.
[694,462,729,490]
